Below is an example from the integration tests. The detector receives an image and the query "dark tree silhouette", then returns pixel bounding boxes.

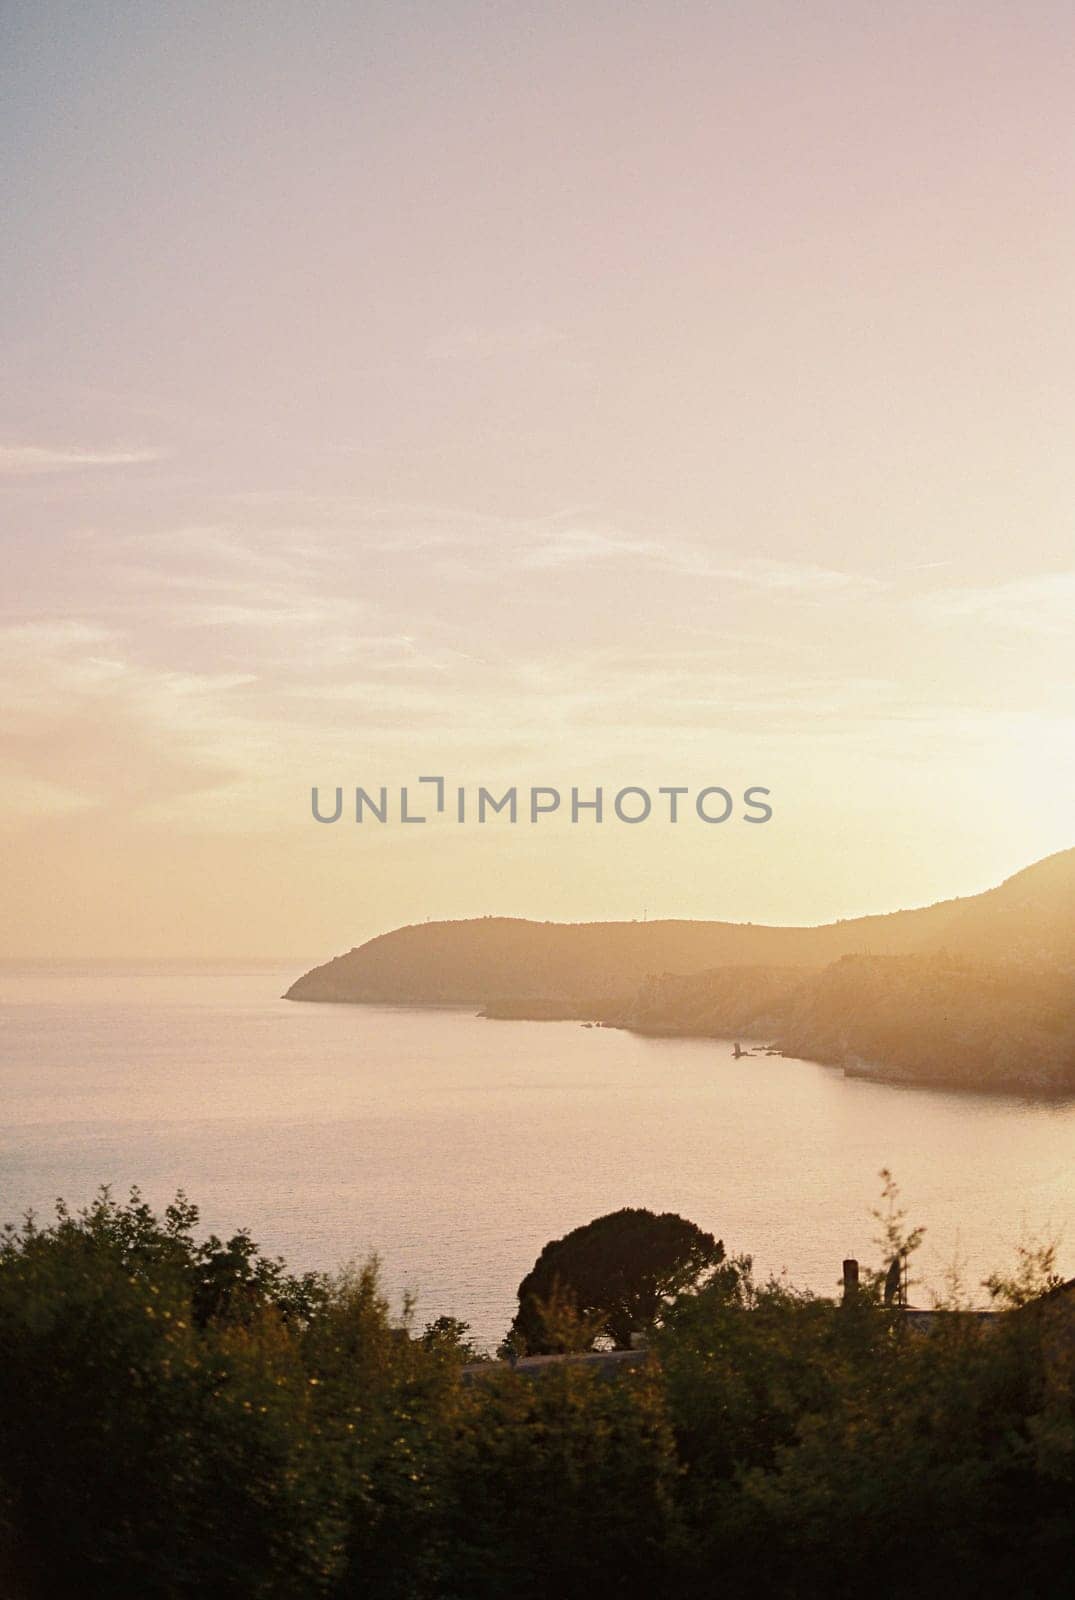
[509,1207,724,1353]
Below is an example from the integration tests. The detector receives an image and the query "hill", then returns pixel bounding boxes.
[285,848,1075,1007]
[623,954,1075,1093]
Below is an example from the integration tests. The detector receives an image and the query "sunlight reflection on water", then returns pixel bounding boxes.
[2,962,1072,1349]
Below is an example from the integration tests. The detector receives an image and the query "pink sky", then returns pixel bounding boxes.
[1,1,1072,956]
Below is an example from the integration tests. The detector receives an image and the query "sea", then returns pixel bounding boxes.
[2,960,1072,1349]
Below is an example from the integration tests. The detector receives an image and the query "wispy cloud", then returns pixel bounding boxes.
[919,571,1075,635]
[519,528,668,570]
[0,619,255,820]
[203,501,880,602]
[517,526,883,595]
[0,444,165,477]
[3,500,1058,841]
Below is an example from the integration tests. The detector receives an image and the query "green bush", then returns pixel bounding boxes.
[1,1187,1074,1598]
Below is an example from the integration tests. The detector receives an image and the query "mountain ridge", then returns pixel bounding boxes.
[285,847,1075,1006]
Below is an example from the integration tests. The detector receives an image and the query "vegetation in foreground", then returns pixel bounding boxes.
[1,1185,1074,1599]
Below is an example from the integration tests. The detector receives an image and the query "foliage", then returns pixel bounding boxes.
[501,1278,606,1358]
[1,1183,1074,1598]
[869,1165,926,1301]
[508,1207,725,1353]
[437,1362,678,1600]
[984,1238,1065,1308]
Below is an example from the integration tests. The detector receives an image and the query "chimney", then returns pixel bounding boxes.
[842,1259,859,1303]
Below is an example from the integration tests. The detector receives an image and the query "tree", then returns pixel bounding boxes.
[508,1207,724,1353]
[869,1167,925,1305]
[420,1314,484,1362]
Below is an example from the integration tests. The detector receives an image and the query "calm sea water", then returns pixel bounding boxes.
[2,961,1073,1348]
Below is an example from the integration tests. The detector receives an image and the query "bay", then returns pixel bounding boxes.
[2,961,1072,1348]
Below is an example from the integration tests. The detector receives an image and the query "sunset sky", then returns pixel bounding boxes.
[2,1,1073,958]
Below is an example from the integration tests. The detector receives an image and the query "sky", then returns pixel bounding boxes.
[1,0,1073,958]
